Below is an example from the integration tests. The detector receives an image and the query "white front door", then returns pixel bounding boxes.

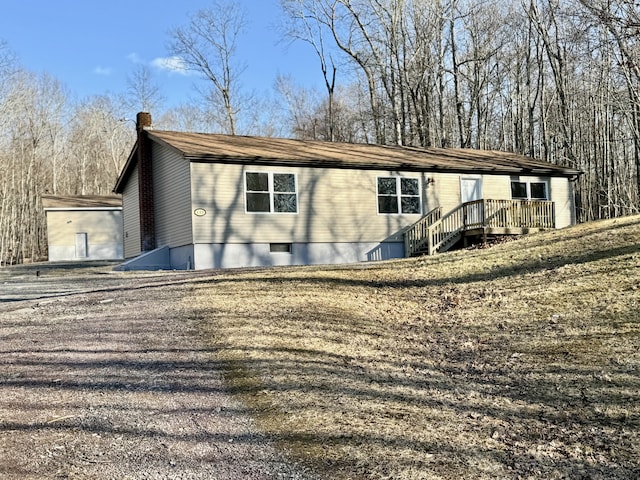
[461,177,483,226]
[461,177,482,203]
[75,232,88,258]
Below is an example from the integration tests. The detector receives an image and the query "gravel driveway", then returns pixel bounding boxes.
[0,264,314,479]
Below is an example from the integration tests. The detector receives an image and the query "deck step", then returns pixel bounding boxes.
[437,232,462,253]
[404,199,555,257]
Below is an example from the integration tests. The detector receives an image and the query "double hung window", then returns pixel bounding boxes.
[377,177,421,214]
[245,172,297,213]
[510,179,548,200]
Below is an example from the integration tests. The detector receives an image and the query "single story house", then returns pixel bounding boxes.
[113,112,581,270]
[42,195,123,262]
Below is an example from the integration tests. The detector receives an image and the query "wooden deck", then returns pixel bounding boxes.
[404,199,555,256]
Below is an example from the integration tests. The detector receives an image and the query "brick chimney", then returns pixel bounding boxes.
[136,112,156,252]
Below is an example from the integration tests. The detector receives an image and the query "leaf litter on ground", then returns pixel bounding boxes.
[190,215,640,480]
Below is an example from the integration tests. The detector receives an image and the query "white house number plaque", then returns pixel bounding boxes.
[194,208,206,216]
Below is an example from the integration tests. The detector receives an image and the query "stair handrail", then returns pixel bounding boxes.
[426,204,466,254]
[404,207,442,257]
[404,198,555,257]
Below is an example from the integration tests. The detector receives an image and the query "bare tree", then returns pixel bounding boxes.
[281,0,339,140]
[276,74,366,141]
[125,64,165,114]
[66,96,133,195]
[156,103,211,132]
[0,40,17,81]
[0,70,67,263]
[303,0,386,143]
[527,0,579,166]
[578,0,640,205]
[169,1,247,135]
[275,74,322,139]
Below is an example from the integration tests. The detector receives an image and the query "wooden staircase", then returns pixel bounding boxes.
[404,199,555,257]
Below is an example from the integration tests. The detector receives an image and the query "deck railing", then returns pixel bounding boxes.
[405,199,555,257]
[404,207,442,257]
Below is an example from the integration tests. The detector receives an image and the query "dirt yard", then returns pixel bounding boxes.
[0,263,314,479]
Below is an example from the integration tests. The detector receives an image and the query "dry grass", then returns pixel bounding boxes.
[189,216,640,479]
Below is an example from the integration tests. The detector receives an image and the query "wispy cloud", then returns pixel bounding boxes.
[127,52,143,64]
[151,56,190,75]
[126,52,191,76]
[93,66,112,76]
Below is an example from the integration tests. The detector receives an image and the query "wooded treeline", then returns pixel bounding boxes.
[1,0,639,264]
[280,0,640,222]
[0,57,135,264]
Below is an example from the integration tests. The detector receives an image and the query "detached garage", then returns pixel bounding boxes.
[42,195,123,262]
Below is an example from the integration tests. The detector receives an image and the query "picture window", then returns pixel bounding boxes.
[246,172,297,213]
[510,179,548,200]
[377,177,421,214]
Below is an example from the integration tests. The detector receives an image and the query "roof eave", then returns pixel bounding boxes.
[44,207,123,212]
[113,140,139,194]
[185,154,580,176]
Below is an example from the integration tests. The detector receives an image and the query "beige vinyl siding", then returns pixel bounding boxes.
[152,143,193,247]
[47,211,122,245]
[46,209,123,261]
[550,177,575,228]
[430,173,462,212]
[481,175,509,199]
[191,163,426,244]
[189,164,577,246]
[483,174,575,228]
[123,167,141,259]
[408,172,575,229]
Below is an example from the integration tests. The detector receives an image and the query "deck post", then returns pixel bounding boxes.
[482,199,487,228]
[403,199,554,257]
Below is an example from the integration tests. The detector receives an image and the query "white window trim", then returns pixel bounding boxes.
[510,177,550,200]
[245,171,299,214]
[376,176,422,215]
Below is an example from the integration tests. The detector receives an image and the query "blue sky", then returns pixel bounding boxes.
[0,0,322,108]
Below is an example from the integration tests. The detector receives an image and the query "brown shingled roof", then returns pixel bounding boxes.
[42,195,122,210]
[149,130,580,175]
[115,130,581,193]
